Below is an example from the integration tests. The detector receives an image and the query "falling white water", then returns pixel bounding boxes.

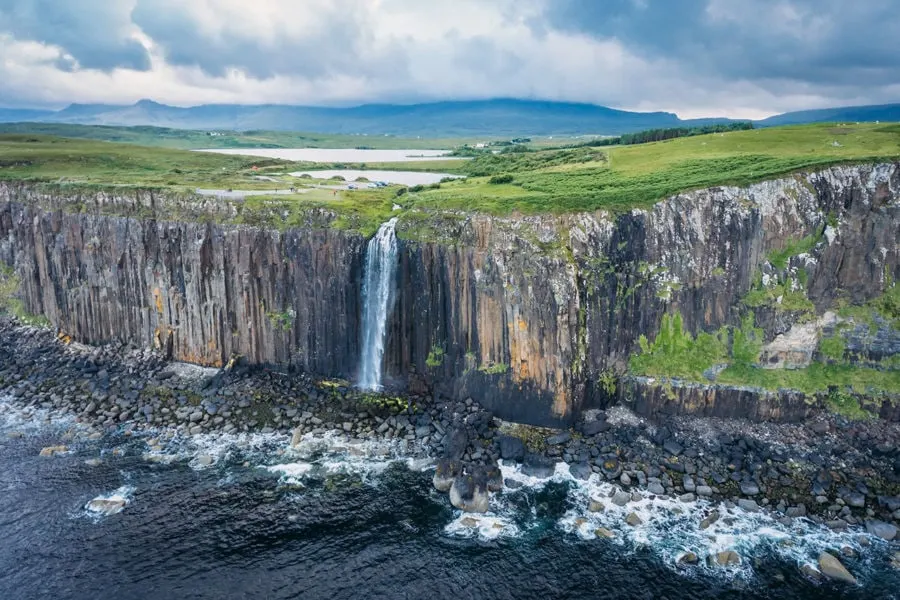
[358,217,400,391]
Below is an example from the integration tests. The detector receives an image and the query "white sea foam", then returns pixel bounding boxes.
[266,462,314,485]
[0,395,76,434]
[493,460,885,581]
[444,513,519,540]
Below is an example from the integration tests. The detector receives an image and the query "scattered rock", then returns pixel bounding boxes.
[677,552,699,566]
[39,445,68,457]
[699,510,720,530]
[865,520,898,542]
[546,432,571,446]
[290,428,303,447]
[740,481,760,496]
[85,497,126,516]
[444,427,469,461]
[521,453,555,479]
[588,499,605,513]
[611,490,631,507]
[497,435,526,462]
[569,462,592,481]
[595,527,616,539]
[800,564,823,582]
[433,459,463,492]
[647,482,665,496]
[625,512,643,527]
[713,551,741,567]
[449,471,489,513]
[581,420,610,436]
[663,440,683,456]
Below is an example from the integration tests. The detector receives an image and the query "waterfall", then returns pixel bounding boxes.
[358,217,400,391]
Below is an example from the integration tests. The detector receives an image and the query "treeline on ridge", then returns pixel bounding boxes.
[585,122,754,147]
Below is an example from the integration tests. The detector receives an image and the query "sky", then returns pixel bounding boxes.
[0,0,898,119]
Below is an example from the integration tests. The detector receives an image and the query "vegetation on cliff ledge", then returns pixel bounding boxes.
[630,309,900,408]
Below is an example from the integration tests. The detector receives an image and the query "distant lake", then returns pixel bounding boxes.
[290,169,461,186]
[197,148,462,163]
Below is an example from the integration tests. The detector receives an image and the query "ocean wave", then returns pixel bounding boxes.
[495,460,887,582]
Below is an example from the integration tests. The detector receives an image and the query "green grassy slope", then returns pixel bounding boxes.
[0,133,304,188]
[1,123,899,223]
[406,123,900,213]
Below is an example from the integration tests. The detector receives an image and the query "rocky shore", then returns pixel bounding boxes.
[2,317,899,547]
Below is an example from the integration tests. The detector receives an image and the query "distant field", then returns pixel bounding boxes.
[0,123,484,151]
[0,133,305,189]
[1,123,899,233]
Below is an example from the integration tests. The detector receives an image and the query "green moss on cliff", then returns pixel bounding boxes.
[630,310,900,400]
[717,362,900,399]
[629,313,729,380]
[0,264,51,327]
[766,230,823,270]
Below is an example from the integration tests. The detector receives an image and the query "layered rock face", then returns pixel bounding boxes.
[0,163,897,426]
[0,184,365,376]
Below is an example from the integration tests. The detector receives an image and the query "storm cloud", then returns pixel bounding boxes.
[0,0,897,118]
[0,0,150,70]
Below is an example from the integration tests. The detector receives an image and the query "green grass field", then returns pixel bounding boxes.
[0,133,301,189]
[405,123,900,213]
[2,123,899,229]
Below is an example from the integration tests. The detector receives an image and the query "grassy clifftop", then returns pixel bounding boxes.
[1,123,899,234]
[422,123,900,213]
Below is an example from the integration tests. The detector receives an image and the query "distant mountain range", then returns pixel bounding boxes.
[0,99,898,137]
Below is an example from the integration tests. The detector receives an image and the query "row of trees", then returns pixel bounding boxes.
[586,122,754,147]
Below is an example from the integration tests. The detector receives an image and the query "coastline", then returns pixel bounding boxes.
[2,316,898,534]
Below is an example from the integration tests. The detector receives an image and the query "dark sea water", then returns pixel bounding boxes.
[1,402,898,600]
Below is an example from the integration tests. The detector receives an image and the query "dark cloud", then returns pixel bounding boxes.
[541,0,900,86]
[0,0,150,70]
[0,0,896,114]
[130,0,406,80]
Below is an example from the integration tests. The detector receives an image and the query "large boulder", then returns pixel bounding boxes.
[449,469,489,513]
[443,427,469,460]
[817,552,857,584]
[85,498,126,516]
[597,456,623,480]
[39,445,68,457]
[522,453,556,478]
[611,490,631,507]
[581,419,610,436]
[433,459,464,492]
[712,551,741,567]
[865,520,898,542]
[497,435,526,462]
[483,464,503,492]
[568,462,592,481]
